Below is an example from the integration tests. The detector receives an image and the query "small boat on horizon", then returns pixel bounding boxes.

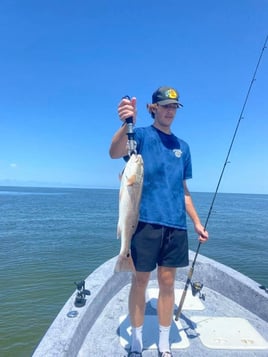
[32,251,268,356]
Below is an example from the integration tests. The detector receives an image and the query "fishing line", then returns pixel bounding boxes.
[175,35,268,321]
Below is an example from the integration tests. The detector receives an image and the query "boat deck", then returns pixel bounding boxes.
[32,254,268,357]
[78,280,268,356]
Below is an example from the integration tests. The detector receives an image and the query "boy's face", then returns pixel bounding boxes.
[153,104,178,131]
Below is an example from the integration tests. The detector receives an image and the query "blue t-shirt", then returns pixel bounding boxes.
[134,125,192,229]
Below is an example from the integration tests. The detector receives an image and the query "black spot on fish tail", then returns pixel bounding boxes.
[114,254,136,274]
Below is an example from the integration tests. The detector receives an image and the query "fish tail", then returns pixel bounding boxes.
[114,253,136,273]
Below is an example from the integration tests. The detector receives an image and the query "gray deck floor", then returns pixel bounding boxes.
[78,280,268,357]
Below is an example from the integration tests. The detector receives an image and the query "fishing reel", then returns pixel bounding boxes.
[191,281,205,300]
[74,280,91,307]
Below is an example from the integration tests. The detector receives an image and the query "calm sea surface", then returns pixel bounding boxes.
[0,187,267,356]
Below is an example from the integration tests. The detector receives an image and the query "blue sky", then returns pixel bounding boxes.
[1,0,267,193]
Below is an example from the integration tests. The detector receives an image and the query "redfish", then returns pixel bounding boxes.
[114,154,144,273]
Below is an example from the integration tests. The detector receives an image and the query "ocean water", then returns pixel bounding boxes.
[0,187,267,357]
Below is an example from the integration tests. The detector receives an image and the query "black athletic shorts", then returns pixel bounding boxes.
[131,222,189,272]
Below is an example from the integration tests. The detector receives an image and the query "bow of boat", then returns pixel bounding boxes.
[32,251,268,356]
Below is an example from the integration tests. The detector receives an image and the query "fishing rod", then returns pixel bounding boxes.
[175,34,268,321]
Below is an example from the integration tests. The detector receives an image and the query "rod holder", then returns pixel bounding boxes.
[74,280,91,308]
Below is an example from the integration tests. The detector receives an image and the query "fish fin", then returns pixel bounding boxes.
[127,174,137,186]
[114,253,136,273]
[119,170,124,181]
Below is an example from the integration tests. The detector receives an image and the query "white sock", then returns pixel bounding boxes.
[158,324,171,353]
[131,325,143,352]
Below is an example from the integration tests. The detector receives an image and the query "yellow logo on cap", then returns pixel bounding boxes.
[165,89,177,99]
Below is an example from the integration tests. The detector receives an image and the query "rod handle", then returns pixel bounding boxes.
[122,95,135,154]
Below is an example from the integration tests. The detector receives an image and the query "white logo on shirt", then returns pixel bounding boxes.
[173,149,182,158]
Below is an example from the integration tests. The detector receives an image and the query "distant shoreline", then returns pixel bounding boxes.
[0,185,267,196]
